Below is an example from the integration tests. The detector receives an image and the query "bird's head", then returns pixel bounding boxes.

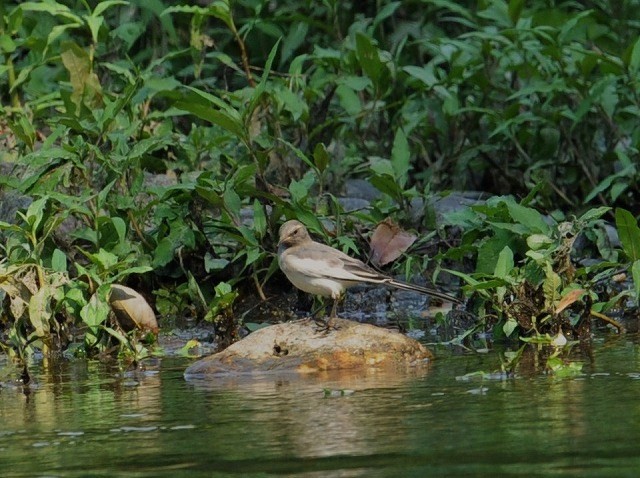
[278,220,311,247]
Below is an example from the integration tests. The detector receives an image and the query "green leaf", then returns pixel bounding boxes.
[204,253,230,272]
[527,234,554,251]
[80,293,110,330]
[289,171,315,203]
[29,285,53,337]
[278,86,306,121]
[578,206,611,223]
[51,248,67,272]
[369,173,402,203]
[161,5,207,15]
[112,266,153,283]
[615,208,640,262]
[280,22,308,66]
[153,237,175,268]
[505,201,550,234]
[335,84,362,115]
[611,182,629,202]
[174,99,244,139]
[223,187,241,218]
[391,129,410,188]
[369,157,395,177]
[403,64,437,88]
[355,32,386,91]
[205,280,238,321]
[96,179,117,210]
[207,0,233,29]
[494,246,514,279]
[313,143,330,173]
[162,1,232,29]
[632,260,640,302]
[176,339,202,357]
[60,41,102,108]
[182,85,242,114]
[24,196,48,231]
[10,64,34,93]
[628,34,640,74]
[373,1,401,27]
[494,246,514,302]
[92,0,129,18]
[549,360,583,378]
[339,76,371,91]
[558,10,592,44]
[253,200,267,237]
[248,37,282,115]
[19,1,82,23]
[585,164,634,203]
[92,248,119,270]
[476,229,513,274]
[503,318,518,337]
[0,34,16,53]
[111,217,127,244]
[508,0,525,23]
[84,14,103,44]
[230,164,258,194]
[543,263,562,309]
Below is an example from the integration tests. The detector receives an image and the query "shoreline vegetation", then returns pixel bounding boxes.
[1,1,639,376]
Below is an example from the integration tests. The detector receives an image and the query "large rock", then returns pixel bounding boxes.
[184,318,432,377]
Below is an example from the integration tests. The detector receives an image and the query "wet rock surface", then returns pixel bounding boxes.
[184,318,432,377]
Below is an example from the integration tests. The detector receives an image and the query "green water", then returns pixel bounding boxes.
[2,336,640,477]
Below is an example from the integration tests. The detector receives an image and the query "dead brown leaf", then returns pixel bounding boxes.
[109,284,158,334]
[554,289,586,315]
[369,218,417,267]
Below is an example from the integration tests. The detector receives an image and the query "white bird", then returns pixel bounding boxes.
[277,220,461,327]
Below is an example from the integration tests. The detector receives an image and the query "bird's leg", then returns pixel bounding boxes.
[330,298,339,319]
[312,296,341,333]
[310,297,326,319]
[323,298,339,330]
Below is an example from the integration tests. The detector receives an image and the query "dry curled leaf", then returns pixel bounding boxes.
[109,284,158,334]
[554,289,586,315]
[369,218,417,267]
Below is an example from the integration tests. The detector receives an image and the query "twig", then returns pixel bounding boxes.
[590,309,626,333]
[252,273,267,301]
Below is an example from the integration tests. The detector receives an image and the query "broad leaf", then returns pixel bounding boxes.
[505,201,550,234]
[632,260,640,303]
[391,129,410,188]
[615,208,640,262]
[369,219,417,267]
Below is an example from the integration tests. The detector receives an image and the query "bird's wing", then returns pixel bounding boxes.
[339,254,387,281]
[281,242,461,303]
[284,243,388,283]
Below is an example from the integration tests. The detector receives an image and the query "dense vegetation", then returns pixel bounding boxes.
[1,0,640,367]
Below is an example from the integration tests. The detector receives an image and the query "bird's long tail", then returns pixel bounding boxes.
[385,278,463,304]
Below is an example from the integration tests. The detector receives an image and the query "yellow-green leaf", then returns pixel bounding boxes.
[29,285,53,337]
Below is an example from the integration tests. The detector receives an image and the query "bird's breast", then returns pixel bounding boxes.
[278,253,346,299]
[283,270,346,298]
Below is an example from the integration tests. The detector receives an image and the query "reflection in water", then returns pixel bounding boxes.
[187,367,431,460]
[1,338,640,476]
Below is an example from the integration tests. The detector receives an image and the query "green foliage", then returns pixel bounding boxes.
[615,208,640,262]
[445,197,622,340]
[1,0,640,363]
[615,208,640,303]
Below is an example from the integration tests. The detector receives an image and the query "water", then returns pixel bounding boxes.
[2,336,640,477]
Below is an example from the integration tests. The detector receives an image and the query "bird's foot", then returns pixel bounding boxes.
[312,316,340,334]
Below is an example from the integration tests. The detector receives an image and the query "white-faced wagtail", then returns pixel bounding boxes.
[277,220,461,327]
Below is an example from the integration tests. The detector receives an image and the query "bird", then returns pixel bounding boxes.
[277,219,462,328]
